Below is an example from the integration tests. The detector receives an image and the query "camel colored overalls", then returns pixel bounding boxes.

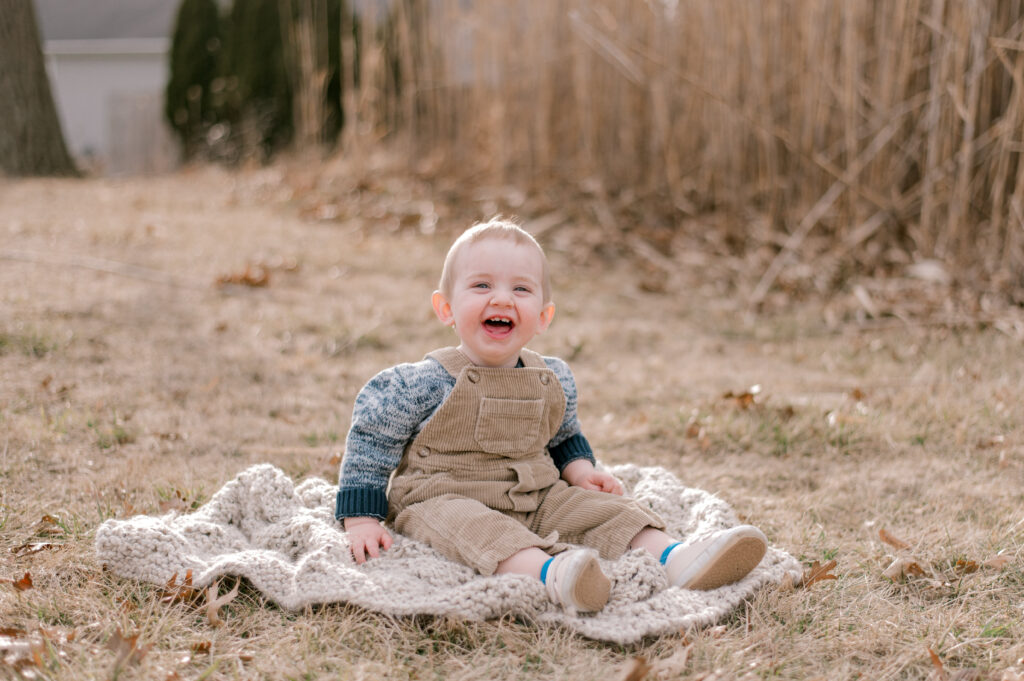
[388,347,664,575]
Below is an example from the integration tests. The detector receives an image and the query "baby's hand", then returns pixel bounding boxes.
[562,459,624,495]
[343,516,393,564]
[575,470,624,495]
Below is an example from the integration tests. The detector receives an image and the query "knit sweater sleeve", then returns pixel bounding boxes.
[335,359,451,520]
[544,356,597,471]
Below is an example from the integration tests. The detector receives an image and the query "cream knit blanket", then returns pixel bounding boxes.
[95,463,802,644]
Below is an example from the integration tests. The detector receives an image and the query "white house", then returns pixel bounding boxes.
[34,0,180,174]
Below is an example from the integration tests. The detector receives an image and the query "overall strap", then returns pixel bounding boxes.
[425,347,475,378]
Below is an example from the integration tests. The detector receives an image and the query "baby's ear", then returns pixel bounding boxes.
[431,291,454,326]
[538,302,555,332]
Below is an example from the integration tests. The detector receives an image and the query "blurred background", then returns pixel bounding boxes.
[8,0,1024,307]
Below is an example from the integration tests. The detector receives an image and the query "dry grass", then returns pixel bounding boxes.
[319,0,1024,303]
[1,165,1023,680]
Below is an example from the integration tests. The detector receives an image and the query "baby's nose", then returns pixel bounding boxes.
[491,289,514,304]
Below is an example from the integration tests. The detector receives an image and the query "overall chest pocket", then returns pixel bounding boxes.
[475,397,544,454]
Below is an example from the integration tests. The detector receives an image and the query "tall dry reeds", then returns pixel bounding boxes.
[336,0,1024,294]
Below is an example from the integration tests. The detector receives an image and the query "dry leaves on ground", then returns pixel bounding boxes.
[1,573,34,591]
[879,528,1013,585]
[214,264,270,288]
[107,627,152,670]
[928,647,983,681]
[1,625,80,677]
[160,570,202,605]
[206,578,241,627]
[800,559,839,588]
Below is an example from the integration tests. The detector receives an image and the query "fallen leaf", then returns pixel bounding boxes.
[191,640,212,654]
[106,628,151,668]
[928,648,947,681]
[928,649,983,681]
[650,646,691,676]
[801,559,838,587]
[35,514,64,537]
[883,557,928,581]
[618,656,650,681]
[723,390,756,409]
[976,434,1005,449]
[879,528,912,551]
[158,489,193,513]
[0,630,46,675]
[954,559,978,575]
[707,625,729,638]
[4,572,35,591]
[161,569,201,605]
[215,264,270,288]
[984,555,1011,570]
[11,541,60,557]
[849,387,867,401]
[206,577,240,627]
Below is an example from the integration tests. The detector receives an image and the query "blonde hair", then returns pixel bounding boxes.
[438,217,552,303]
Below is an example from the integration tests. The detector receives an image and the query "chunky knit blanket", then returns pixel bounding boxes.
[95,463,802,644]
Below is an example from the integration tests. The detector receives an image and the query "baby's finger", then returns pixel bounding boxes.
[351,541,366,564]
[380,531,394,551]
[366,540,381,560]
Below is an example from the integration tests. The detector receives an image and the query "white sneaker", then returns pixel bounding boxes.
[544,549,611,613]
[665,525,768,590]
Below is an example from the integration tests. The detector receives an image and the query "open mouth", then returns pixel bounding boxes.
[483,316,515,335]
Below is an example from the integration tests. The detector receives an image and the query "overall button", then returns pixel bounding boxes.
[416,446,430,457]
[466,369,480,383]
[539,373,550,385]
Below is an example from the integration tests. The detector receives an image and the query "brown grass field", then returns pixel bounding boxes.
[1,164,1023,680]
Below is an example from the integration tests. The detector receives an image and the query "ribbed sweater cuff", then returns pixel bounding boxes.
[335,487,389,520]
[549,433,596,471]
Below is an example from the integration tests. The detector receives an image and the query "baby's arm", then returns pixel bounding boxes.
[337,361,447,562]
[561,459,624,496]
[344,517,393,564]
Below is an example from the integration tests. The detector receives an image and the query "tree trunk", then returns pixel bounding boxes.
[0,0,79,176]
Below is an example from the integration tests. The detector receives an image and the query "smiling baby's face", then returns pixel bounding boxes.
[431,236,555,368]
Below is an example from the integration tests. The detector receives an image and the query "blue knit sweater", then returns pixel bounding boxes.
[335,354,596,520]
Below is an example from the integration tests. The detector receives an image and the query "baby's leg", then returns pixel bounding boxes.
[393,493,554,576]
[495,546,549,578]
[529,481,664,560]
[629,526,676,557]
[395,494,610,612]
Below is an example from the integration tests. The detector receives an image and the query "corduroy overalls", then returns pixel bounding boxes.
[388,347,664,575]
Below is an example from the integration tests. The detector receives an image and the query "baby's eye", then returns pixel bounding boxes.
[514,285,531,293]
[472,282,490,289]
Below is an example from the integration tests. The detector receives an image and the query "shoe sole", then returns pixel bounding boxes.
[677,529,767,590]
[570,555,611,612]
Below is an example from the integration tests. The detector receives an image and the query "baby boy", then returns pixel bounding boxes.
[336,218,767,612]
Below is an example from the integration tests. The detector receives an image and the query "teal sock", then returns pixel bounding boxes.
[660,542,682,565]
[540,557,554,583]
